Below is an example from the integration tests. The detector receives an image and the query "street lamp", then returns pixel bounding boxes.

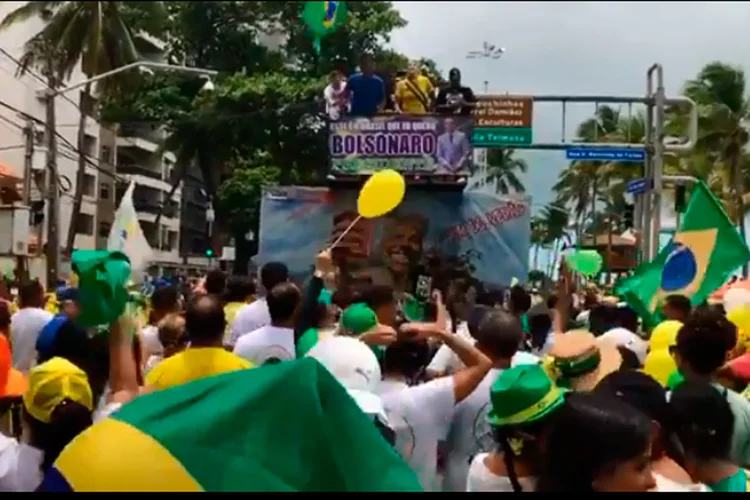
[466,42,506,93]
[39,60,218,289]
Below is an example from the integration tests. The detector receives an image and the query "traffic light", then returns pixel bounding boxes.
[205,248,214,258]
[624,203,634,229]
[674,185,687,214]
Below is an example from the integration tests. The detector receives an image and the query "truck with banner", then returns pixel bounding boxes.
[256,186,530,287]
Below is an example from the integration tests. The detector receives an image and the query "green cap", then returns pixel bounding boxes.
[72,250,131,328]
[487,364,566,427]
[666,369,685,390]
[341,303,378,335]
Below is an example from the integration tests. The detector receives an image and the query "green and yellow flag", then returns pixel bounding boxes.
[42,358,422,492]
[615,181,750,326]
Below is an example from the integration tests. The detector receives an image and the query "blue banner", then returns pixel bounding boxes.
[257,187,530,287]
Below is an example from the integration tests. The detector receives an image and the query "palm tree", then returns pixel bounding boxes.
[482,149,527,194]
[540,203,569,277]
[681,63,749,272]
[0,1,167,256]
[553,105,621,238]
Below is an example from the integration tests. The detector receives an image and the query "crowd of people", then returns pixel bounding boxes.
[0,251,750,491]
[323,53,477,120]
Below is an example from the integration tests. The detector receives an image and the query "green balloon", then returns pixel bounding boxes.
[565,250,603,277]
[301,1,348,37]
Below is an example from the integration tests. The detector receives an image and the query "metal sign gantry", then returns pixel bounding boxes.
[478,64,697,262]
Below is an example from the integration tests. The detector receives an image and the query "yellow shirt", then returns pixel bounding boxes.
[395,75,434,114]
[145,347,253,391]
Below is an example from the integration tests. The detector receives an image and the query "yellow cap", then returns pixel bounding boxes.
[23,357,93,424]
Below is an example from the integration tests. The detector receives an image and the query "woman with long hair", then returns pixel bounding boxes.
[466,364,566,492]
[536,392,656,492]
[595,370,708,491]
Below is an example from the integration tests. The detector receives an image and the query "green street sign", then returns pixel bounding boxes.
[471,127,533,147]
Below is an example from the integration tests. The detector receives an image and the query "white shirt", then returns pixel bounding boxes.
[140,325,162,358]
[228,299,270,346]
[233,325,295,365]
[0,434,43,492]
[653,473,709,492]
[466,453,537,492]
[324,82,348,120]
[442,351,540,492]
[144,354,163,376]
[10,308,53,373]
[427,322,472,375]
[378,376,456,492]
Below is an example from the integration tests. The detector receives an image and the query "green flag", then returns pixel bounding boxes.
[46,358,422,492]
[615,181,750,327]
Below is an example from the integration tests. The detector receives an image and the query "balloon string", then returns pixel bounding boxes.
[329,215,362,250]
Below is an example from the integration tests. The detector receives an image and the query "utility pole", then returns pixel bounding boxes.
[44,80,59,291]
[18,118,35,284]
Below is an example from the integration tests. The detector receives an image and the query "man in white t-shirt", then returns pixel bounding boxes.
[324,70,348,121]
[376,319,493,491]
[427,306,488,378]
[10,280,52,373]
[442,311,540,492]
[234,282,300,365]
[229,262,288,346]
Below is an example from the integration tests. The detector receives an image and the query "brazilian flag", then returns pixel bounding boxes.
[615,181,750,327]
[41,358,421,492]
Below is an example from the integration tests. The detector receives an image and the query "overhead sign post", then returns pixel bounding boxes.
[471,96,533,147]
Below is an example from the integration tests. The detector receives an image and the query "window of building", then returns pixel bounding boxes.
[80,92,98,118]
[75,214,94,236]
[82,174,96,197]
[99,182,110,200]
[100,145,112,165]
[83,135,97,157]
[98,221,111,238]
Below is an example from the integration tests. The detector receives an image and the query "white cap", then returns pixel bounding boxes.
[306,337,387,422]
[724,288,750,313]
[599,327,648,363]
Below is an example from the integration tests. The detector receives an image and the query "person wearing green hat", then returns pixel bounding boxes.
[466,364,567,492]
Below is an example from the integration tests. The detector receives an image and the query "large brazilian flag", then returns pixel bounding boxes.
[616,181,750,327]
[41,358,421,492]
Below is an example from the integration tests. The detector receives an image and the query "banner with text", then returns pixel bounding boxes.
[257,187,530,287]
[329,114,474,176]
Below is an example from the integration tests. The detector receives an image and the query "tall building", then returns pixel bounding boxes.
[0,3,287,277]
[0,1,102,262]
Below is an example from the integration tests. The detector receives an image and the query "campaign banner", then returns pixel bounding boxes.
[256,186,530,287]
[328,114,474,176]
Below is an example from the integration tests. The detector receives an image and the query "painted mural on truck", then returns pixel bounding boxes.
[256,186,530,287]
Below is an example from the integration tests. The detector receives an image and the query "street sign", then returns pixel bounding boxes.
[627,178,652,195]
[471,127,532,147]
[566,147,645,162]
[471,96,534,147]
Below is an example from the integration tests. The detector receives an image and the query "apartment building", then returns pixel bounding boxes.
[0,1,101,261]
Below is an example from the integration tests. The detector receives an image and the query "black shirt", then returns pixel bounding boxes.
[436,85,476,116]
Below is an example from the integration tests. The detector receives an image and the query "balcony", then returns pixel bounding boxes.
[119,164,174,193]
[117,124,164,154]
[133,198,179,219]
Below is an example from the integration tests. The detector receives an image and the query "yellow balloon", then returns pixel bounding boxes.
[649,320,683,351]
[642,349,677,387]
[357,169,406,219]
[727,305,750,352]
